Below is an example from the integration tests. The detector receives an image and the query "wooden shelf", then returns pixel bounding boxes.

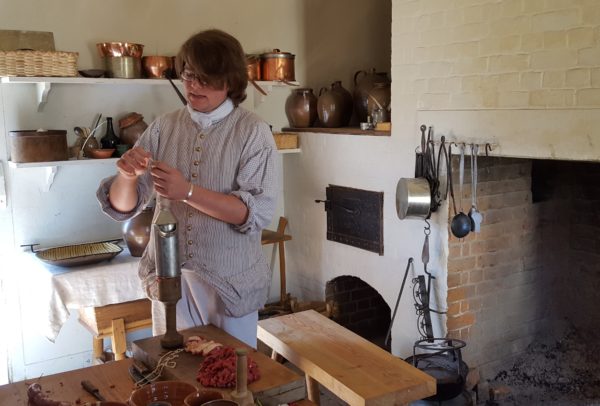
[8,158,118,168]
[282,126,390,136]
[1,76,299,87]
[1,76,299,110]
[8,147,298,169]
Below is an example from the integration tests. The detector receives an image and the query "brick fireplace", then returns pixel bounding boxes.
[446,155,600,400]
[325,275,391,350]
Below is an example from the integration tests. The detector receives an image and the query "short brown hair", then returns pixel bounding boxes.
[175,29,247,106]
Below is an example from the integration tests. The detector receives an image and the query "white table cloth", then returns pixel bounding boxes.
[5,247,145,342]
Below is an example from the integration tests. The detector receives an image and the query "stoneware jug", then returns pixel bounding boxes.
[317,86,345,128]
[353,69,391,123]
[285,88,318,128]
[331,80,353,126]
[367,82,391,122]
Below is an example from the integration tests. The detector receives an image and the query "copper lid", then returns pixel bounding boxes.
[119,112,144,129]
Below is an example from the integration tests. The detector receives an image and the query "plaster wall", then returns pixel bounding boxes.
[0,0,402,382]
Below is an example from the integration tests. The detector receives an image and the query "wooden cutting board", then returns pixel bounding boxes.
[132,325,305,406]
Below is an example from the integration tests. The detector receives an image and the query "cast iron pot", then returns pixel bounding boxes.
[405,338,468,402]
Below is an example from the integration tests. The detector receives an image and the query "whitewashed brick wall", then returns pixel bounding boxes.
[393,0,600,110]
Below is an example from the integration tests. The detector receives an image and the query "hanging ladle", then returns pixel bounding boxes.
[449,143,471,238]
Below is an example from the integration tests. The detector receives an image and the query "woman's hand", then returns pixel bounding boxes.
[116,147,153,179]
[150,160,190,201]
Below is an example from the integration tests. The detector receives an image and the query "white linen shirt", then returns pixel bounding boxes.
[97,106,278,317]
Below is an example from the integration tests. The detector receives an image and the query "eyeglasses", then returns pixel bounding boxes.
[180,70,208,86]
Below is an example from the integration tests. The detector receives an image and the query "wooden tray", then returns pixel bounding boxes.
[35,241,122,267]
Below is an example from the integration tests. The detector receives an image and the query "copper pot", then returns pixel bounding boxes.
[96,42,144,58]
[260,49,295,82]
[246,54,261,81]
[142,55,174,78]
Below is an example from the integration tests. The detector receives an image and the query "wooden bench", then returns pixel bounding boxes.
[78,298,152,363]
[257,310,437,406]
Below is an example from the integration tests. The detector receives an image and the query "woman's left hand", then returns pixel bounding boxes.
[149,160,190,201]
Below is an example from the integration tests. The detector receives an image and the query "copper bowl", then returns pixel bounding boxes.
[96,42,144,58]
[142,55,174,78]
[87,148,115,159]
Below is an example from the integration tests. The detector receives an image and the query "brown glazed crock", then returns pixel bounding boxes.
[285,88,317,128]
[353,68,390,123]
[118,112,148,146]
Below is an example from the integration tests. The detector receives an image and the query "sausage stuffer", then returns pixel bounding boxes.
[152,196,184,349]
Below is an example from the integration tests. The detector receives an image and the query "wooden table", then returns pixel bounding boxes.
[0,359,136,404]
[132,324,305,405]
[0,323,307,405]
[258,310,437,406]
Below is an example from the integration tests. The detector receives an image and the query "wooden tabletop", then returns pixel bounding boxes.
[0,359,136,405]
[1,324,306,405]
[132,325,305,405]
[258,310,437,406]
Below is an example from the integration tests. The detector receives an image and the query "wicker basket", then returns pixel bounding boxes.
[273,132,299,150]
[0,50,78,77]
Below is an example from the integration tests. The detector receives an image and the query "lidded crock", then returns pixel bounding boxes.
[118,112,148,146]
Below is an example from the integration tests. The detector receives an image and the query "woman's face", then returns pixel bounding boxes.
[181,70,228,113]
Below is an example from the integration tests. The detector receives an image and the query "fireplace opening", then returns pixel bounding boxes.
[447,156,600,404]
[325,275,391,351]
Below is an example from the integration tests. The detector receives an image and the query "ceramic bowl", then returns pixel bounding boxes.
[78,69,106,78]
[97,42,144,58]
[129,381,197,406]
[87,148,115,159]
[184,390,225,406]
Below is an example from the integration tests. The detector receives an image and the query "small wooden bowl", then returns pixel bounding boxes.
[87,148,115,159]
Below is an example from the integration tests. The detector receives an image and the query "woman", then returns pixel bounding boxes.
[96,29,277,347]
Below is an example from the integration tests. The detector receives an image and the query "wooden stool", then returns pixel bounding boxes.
[78,299,152,363]
[261,216,292,308]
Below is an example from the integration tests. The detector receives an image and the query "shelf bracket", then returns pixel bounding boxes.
[36,82,52,111]
[43,166,58,191]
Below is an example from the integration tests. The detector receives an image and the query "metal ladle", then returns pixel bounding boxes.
[449,144,471,238]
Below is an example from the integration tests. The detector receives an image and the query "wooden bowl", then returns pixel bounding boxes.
[129,381,197,406]
[87,148,115,159]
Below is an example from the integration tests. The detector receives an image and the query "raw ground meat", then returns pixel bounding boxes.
[197,346,260,388]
